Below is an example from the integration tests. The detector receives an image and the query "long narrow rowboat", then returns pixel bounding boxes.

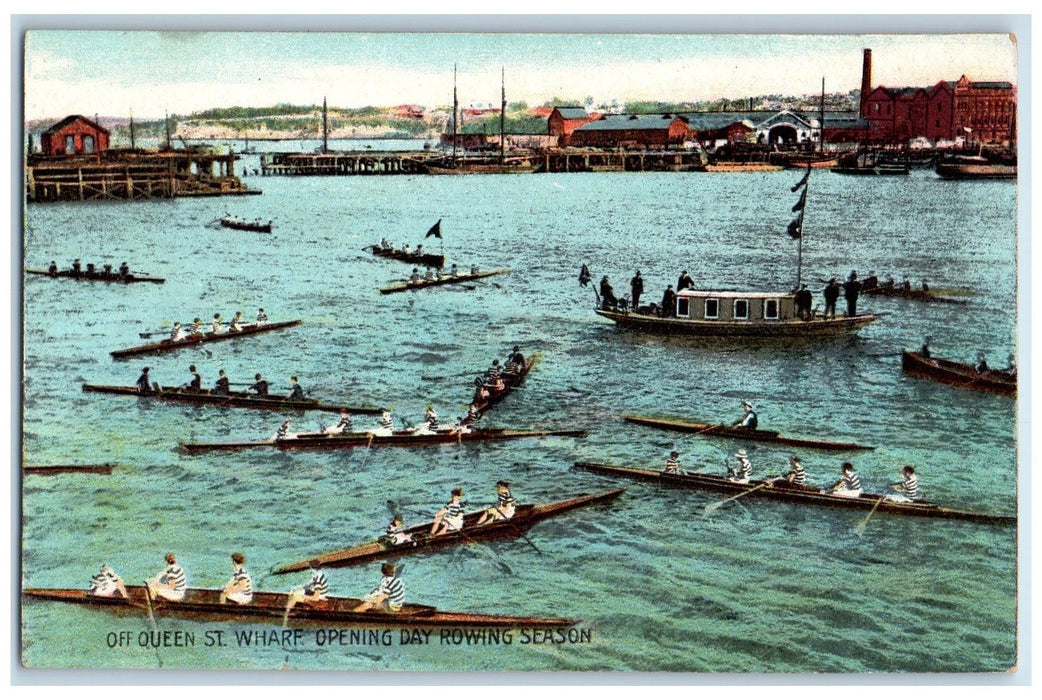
[26,269,165,284]
[862,286,968,304]
[379,269,511,295]
[902,350,1016,397]
[621,414,874,452]
[471,354,539,415]
[272,488,625,574]
[368,246,446,269]
[220,217,272,233]
[82,383,383,415]
[573,462,1015,527]
[110,320,302,359]
[181,427,588,454]
[23,463,115,475]
[23,587,575,628]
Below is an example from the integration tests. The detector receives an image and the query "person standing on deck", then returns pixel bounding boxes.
[599,276,617,310]
[136,367,154,394]
[287,376,305,400]
[828,462,862,498]
[843,271,862,317]
[886,465,920,502]
[211,314,223,334]
[795,284,813,320]
[430,488,465,536]
[676,270,694,292]
[476,480,517,525]
[284,560,329,618]
[354,562,405,613]
[250,373,269,396]
[182,365,202,392]
[734,401,758,430]
[256,308,268,324]
[661,285,676,317]
[219,552,253,605]
[823,278,840,319]
[213,369,230,396]
[147,553,187,602]
[88,564,128,598]
[729,450,753,483]
[664,451,682,474]
[630,271,644,312]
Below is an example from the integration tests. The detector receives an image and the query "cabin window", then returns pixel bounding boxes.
[83,135,95,154]
[704,298,719,320]
[733,299,749,320]
[764,299,779,320]
[676,298,689,318]
[64,135,75,153]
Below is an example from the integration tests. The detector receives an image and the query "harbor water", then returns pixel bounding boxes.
[20,162,1019,673]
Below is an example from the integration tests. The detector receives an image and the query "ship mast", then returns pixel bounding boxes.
[818,77,825,154]
[452,64,458,165]
[322,97,328,154]
[500,67,506,165]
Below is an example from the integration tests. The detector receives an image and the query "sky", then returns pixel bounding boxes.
[19,21,1024,122]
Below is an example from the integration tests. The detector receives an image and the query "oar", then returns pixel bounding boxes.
[138,325,173,338]
[142,580,158,631]
[704,482,770,514]
[854,496,887,536]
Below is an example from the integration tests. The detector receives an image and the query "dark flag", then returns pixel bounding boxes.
[425,219,442,239]
[790,167,810,192]
[579,263,592,287]
[787,217,803,239]
[792,189,807,212]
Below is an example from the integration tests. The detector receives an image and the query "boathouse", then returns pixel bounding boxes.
[569,114,690,149]
[39,115,110,157]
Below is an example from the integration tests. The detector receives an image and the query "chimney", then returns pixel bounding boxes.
[860,49,873,118]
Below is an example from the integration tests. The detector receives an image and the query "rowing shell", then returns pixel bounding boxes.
[369,246,446,268]
[23,586,575,628]
[110,320,302,359]
[902,351,1016,397]
[271,488,625,573]
[862,286,968,304]
[379,269,511,295]
[23,463,115,475]
[82,383,384,415]
[573,461,1015,527]
[622,414,874,451]
[26,269,165,284]
[180,427,588,453]
[472,354,539,415]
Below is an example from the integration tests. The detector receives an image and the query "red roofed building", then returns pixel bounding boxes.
[40,115,110,157]
[547,107,597,146]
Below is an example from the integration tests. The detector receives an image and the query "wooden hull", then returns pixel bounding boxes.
[23,587,575,628]
[621,415,873,451]
[573,462,1016,527]
[23,463,115,475]
[472,355,539,415]
[370,247,446,268]
[26,269,164,284]
[901,351,1016,397]
[379,269,511,295]
[595,309,875,338]
[180,427,588,453]
[82,383,383,415]
[702,163,782,172]
[935,162,1016,180]
[863,287,967,304]
[110,320,302,359]
[831,166,909,176]
[220,219,272,233]
[272,489,625,573]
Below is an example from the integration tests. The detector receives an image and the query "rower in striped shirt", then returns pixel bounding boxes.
[384,515,414,545]
[284,560,329,620]
[663,451,681,474]
[220,552,253,605]
[771,455,807,488]
[355,562,405,613]
[88,564,128,598]
[430,488,465,536]
[424,405,439,432]
[188,317,204,336]
[486,360,502,381]
[729,450,752,483]
[325,408,353,434]
[476,480,517,525]
[212,314,223,334]
[256,308,268,324]
[886,465,920,502]
[170,322,186,341]
[374,410,395,436]
[828,462,862,498]
[147,553,187,602]
[271,419,292,442]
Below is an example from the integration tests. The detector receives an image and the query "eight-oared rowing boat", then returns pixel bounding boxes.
[181,427,587,454]
[471,353,539,415]
[219,217,272,233]
[110,320,302,359]
[368,246,446,269]
[25,269,165,284]
[901,350,1016,397]
[23,463,115,475]
[621,414,874,452]
[379,269,511,295]
[82,383,384,415]
[573,461,1016,527]
[22,587,575,628]
[272,488,625,574]
[862,286,968,304]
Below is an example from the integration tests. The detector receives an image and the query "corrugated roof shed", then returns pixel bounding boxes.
[554,107,590,120]
[576,114,687,131]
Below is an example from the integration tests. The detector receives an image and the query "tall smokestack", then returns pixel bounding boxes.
[860,48,873,118]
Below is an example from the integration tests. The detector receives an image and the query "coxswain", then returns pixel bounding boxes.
[284,560,329,619]
[88,564,128,598]
[182,364,202,392]
[827,462,862,498]
[213,369,230,395]
[287,376,305,400]
[188,317,204,335]
[230,311,244,332]
[409,268,421,283]
[326,408,353,434]
[219,552,253,605]
[384,515,414,546]
[771,455,807,488]
[256,308,268,324]
[170,322,186,341]
[734,401,758,430]
[430,487,465,536]
[354,562,405,613]
[975,352,990,374]
[136,367,154,394]
[250,373,269,396]
[118,261,130,277]
[729,450,752,483]
[664,451,681,474]
[47,261,58,275]
[476,480,517,525]
[147,552,187,602]
[212,313,223,334]
[886,465,919,503]
[424,405,439,432]
[272,419,293,442]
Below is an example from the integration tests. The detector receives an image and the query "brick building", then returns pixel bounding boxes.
[568,114,690,149]
[547,107,597,146]
[40,115,110,157]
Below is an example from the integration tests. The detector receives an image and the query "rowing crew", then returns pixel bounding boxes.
[663,451,921,502]
[424,481,517,538]
[472,346,526,402]
[54,260,133,277]
[88,553,407,615]
[271,407,476,442]
[134,367,305,399]
[407,264,480,283]
[167,309,268,340]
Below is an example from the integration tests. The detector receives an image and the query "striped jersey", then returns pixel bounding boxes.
[162,564,187,592]
[901,474,918,500]
[304,569,328,597]
[487,364,501,380]
[732,458,751,480]
[89,568,120,594]
[425,410,439,430]
[664,456,680,473]
[497,490,516,510]
[377,575,405,607]
[841,472,861,491]
[256,311,268,323]
[789,464,806,486]
[443,499,464,518]
[276,423,291,440]
[231,565,252,596]
[336,414,353,431]
[380,413,394,430]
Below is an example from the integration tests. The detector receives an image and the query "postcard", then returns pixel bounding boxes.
[17,22,1023,678]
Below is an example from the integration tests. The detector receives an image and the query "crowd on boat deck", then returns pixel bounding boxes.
[133,365,306,399]
[50,259,134,278]
[88,552,409,614]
